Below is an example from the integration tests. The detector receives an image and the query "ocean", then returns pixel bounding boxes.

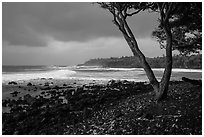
[2,65,202,84]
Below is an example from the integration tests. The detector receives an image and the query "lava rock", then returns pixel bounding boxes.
[44,82,50,86]
[8,81,17,85]
[10,91,20,97]
[27,82,33,86]
[63,83,67,86]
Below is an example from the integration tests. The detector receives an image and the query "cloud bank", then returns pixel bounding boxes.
[2,2,163,65]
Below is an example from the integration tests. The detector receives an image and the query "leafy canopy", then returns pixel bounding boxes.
[152,2,202,55]
[98,2,202,56]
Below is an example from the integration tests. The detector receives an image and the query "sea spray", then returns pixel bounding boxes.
[2,69,76,83]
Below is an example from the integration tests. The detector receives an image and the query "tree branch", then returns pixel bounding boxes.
[126,8,143,16]
[164,2,173,22]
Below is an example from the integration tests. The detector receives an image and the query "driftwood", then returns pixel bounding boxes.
[182,77,202,86]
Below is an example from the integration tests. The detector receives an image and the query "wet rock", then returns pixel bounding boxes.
[27,82,33,86]
[107,80,116,86]
[41,86,51,90]
[10,91,20,97]
[8,81,17,85]
[44,82,50,86]
[53,85,60,90]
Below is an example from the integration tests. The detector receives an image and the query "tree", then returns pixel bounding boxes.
[152,2,202,56]
[97,2,200,101]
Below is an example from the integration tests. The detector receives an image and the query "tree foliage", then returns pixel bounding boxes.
[81,54,202,69]
[97,2,201,101]
[152,2,202,55]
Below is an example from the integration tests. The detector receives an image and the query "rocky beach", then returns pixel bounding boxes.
[2,78,202,135]
[3,2,202,135]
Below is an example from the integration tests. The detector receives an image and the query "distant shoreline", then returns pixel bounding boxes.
[79,54,202,69]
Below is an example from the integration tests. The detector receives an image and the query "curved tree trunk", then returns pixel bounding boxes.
[107,4,173,102]
[122,19,172,102]
[155,23,173,101]
[120,19,160,95]
[123,35,160,93]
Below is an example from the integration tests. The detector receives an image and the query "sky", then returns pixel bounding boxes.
[2,2,166,66]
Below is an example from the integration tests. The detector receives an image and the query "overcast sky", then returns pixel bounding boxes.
[2,2,165,66]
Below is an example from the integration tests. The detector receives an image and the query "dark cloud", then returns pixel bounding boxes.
[3,2,159,47]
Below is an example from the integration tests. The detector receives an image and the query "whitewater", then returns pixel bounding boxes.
[2,66,202,83]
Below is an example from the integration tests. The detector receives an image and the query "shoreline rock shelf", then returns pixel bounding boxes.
[2,80,202,135]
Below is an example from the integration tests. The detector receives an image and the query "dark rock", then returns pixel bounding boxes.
[44,82,50,86]
[182,77,202,86]
[8,81,17,85]
[24,94,36,105]
[107,79,116,86]
[41,87,51,90]
[10,91,20,97]
[53,85,60,90]
[63,83,67,86]
[27,82,33,86]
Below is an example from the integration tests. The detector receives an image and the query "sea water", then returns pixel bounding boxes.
[2,65,202,84]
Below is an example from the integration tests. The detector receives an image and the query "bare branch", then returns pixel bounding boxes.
[126,8,143,16]
[164,2,173,22]
[126,3,154,17]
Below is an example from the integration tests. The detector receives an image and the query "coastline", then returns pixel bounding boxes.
[2,78,202,135]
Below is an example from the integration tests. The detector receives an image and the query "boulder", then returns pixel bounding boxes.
[8,81,17,85]
[10,91,20,97]
[27,82,33,86]
[63,83,67,86]
[44,82,50,86]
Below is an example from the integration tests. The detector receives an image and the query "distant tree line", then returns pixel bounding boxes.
[80,54,202,69]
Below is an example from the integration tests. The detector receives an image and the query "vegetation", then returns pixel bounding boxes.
[79,54,202,69]
[97,2,202,101]
[152,3,202,56]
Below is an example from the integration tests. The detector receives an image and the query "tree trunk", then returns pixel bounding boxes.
[155,23,173,101]
[122,33,160,96]
[115,12,171,102]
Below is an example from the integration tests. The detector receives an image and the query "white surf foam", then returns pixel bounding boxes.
[68,76,148,82]
[2,69,76,83]
[75,66,143,72]
[152,68,202,73]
